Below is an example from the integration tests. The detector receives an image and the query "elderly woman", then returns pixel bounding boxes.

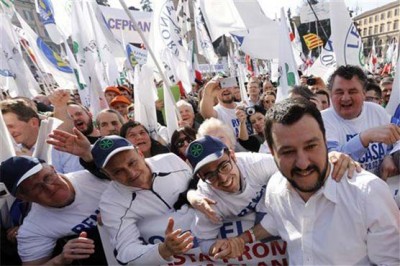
[120,121,169,158]
[197,117,247,152]
[176,100,201,131]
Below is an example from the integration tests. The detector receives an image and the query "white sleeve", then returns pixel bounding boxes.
[364,178,400,265]
[17,223,56,262]
[100,195,170,265]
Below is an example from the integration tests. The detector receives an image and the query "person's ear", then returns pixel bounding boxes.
[229,149,237,162]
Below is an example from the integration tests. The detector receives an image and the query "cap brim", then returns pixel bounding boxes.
[193,148,225,175]
[102,146,135,168]
[15,163,43,192]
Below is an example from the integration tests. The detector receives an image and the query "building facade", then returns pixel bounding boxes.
[354,1,399,57]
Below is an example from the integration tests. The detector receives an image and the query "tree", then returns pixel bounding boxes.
[140,0,152,12]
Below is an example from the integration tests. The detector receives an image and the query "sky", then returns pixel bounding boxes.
[109,0,396,18]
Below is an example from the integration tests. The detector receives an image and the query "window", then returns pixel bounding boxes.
[387,22,392,31]
[394,20,399,30]
[375,15,379,21]
[368,27,372,35]
[374,25,378,34]
[395,8,399,17]
[387,10,391,18]
[363,28,367,36]
[364,18,367,24]
[369,17,373,23]
[358,20,362,26]
[380,24,385,32]
[381,13,385,20]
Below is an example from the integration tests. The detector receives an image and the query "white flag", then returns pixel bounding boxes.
[133,64,158,136]
[193,0,218,64]
[330,0,364,68]
[276,8,299,102]
[308,39,337,82]
[147,0,192,93]
[367,39,377,73]
[0,111,16,162]
[385,56,399,118]
[0,14,40,98]
[71,0,110,115]
[199,0,245,42]
[15,12,76,89]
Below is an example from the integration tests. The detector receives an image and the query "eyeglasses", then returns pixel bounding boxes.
[24,171,58,195]
[198,159,233,184]
[176,136,194,148]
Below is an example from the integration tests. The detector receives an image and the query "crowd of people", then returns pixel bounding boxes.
[0,64,399,265]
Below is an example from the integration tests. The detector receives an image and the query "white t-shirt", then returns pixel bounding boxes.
[322,102,399,175]
[261,165,400,265]
[99,153,192,265]
[191,152,278,253]
[214,103,253,137]
[17,170,109,262]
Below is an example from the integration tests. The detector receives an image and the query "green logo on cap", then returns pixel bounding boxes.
[99,139,114,150]
[190,143,203,157]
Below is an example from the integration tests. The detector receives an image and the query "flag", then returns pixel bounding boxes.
[0,13,40,98]
[229,0,279,60]
[35,0,72,43]
[147,0,192,93]
[126,44,148,69]
[71,0,124,115]
[193,0,218,64]
[330,0,364,68]
[276,8,299,102]
[176,0,191,41]
[307,39,337,82]
[303,33,324,50]
[385,56,399,118]
[199,0,245,42]
[133,64,158,137]
[368,39,377,73]
[15,12,76,89]
[0,0,15,17]
[0,111,16,162]
[291,23,305,69]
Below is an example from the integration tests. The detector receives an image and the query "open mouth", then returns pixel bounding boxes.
[74,120,85,128]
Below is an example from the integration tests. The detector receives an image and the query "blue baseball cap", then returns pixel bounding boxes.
[0,156,44,196]
[92,135,135,168]
[186,135,228,175]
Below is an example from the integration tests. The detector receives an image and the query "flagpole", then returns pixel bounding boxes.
[118,0,182,121]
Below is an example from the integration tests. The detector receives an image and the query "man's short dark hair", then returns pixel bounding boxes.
[315,90,331,106]
[264,98,325,150]
[0,99,40,122]
[365,82,382,98]
[327,65,367,91]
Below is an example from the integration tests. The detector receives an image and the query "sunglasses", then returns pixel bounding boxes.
[175,136,194,148]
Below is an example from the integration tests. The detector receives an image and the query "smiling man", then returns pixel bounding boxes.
[91,135,194,265]
[200,77,253,138]
[67,103,100,143]
[322,65,400,179]
[0,156,109,265]
[223,98,400,265]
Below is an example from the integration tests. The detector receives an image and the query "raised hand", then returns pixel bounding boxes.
[48,89,71,108]
[159,218,194,259]
[47,128,92,161]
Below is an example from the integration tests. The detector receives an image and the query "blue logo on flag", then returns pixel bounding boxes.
[38,0,55,25]
[36,38,73,73]
[391,105,400,126]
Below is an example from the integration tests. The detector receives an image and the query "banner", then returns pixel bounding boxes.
[99,206,288,266]
[99,6,152,44]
